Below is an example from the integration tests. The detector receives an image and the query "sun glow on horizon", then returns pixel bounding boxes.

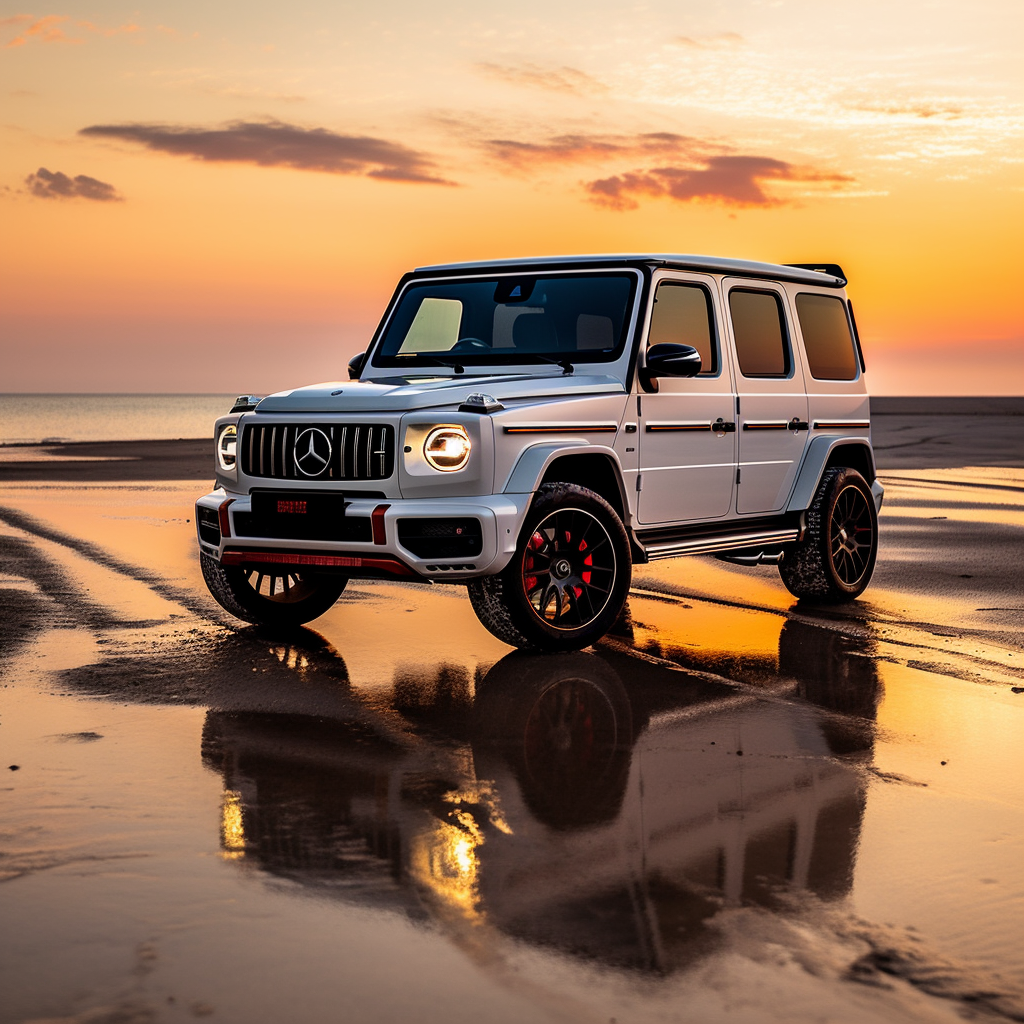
[1,0,1021,393]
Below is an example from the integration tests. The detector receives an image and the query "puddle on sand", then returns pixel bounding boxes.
[4,597,1017,1023]
[0,482,208,599]
[1,473,1022,1023]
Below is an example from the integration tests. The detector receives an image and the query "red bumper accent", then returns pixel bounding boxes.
[218,498,234,538]
[371,503,390,545]
[220,548,418,577]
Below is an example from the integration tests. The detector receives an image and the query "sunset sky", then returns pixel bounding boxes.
[1,0,1021,394]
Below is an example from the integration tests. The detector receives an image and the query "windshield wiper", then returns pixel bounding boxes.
[527,353,574,375]
[394,355,465,374]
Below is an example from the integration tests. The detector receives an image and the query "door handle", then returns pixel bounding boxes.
[713,418,736,433]
[788,417,809,432]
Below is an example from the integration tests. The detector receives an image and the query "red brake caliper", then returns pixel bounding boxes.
[576,537,591,597]
[524,531,544,593]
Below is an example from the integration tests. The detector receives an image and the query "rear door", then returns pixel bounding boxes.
[637,272,736,525]
[723,279,809,515]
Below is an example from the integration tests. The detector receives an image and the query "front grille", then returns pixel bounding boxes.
[241,422,395,481]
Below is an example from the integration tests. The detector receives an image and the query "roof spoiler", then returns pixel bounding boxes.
[784,263,847,287]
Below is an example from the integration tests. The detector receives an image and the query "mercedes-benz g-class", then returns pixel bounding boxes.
[196,254,882,651]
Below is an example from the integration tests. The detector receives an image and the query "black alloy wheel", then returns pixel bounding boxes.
[521,506,616,629]
[200,552,347,627]
[829,482,875,588]
[467,483,632,651]
[779,467,878,603]
[243,569,318,603]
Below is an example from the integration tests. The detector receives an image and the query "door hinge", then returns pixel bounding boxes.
[736,468,742,484]
[636,474,642,491]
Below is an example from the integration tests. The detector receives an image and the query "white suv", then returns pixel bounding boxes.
[196,254,882,651]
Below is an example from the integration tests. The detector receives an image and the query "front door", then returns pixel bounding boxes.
[637,273,736,525]
[723,280,809,515]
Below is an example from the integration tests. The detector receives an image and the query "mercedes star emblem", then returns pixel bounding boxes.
[293,427,332,477]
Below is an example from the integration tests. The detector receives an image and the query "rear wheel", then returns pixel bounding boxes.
[201,552,347,627]
[468,483,632,651]
[779,467,878,603]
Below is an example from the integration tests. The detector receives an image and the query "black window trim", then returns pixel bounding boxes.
[847,299,867,372]
[647,277,722,379]
[727,284,793,380]
[366,267,644,370]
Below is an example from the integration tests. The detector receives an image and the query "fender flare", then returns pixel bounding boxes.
[504,442,629,508]
[787,437,878,512]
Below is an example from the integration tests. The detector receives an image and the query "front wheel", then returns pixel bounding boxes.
[779,467,878,603]
[468,483,632,651]
[200,552,347,627]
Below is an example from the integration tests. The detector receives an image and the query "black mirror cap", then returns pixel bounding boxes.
[347,351,366,380]
[646,343,702,378]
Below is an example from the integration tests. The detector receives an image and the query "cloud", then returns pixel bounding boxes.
[485,131,710,168]
[2,14,140,47]
[4,14,71,48]
[76,19,140,38]
[78,119,454,184]
[25,167,123,201]
[672,32,743,49]
[851,101,963,120]
[475,62,608,95]
[585,155,853,210]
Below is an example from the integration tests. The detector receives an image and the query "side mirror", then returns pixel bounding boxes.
[640,343,701,391]
[347,351,366,380]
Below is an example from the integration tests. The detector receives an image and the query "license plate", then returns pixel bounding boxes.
[251,491,346,520]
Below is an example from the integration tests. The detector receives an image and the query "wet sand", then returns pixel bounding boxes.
[0,403,1022,1024]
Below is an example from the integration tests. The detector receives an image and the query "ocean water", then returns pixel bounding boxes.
[0,394,237,445]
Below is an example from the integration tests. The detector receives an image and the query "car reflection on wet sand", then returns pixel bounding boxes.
[200,610,879,975]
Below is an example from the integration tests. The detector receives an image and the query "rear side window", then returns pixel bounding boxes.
[648,282,718,375]
[729,289,789,377]
[796,294,859,380]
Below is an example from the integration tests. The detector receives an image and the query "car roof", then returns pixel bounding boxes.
[414,253,847,288]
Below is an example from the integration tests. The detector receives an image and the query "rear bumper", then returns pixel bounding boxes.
[195,489,532,581]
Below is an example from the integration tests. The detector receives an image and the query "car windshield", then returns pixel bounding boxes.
[372,272,638,368]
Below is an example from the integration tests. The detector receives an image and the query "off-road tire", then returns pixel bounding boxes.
[779,467,878,603]
[467,483,632,652]
[201,552,347,627]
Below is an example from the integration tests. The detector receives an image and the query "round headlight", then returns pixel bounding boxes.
[217,423,238,471]
[423,426,472,472]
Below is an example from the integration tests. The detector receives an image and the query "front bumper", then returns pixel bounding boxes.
[195,490,532,581]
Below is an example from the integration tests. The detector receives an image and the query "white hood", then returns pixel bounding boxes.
[255,373,626,414]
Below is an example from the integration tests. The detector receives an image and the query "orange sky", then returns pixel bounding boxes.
[1,0,1022,394]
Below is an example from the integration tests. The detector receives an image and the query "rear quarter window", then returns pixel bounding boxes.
[795,293,859,380]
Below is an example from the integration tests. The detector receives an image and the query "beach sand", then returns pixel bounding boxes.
[0,401,1021,1024]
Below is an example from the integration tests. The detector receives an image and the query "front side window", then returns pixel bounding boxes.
[796,293,858,380]
[374,273,638,368]
[647,282,718,375]
[729,289,790,378]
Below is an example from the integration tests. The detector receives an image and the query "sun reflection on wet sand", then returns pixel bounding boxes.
[220,790,247,860]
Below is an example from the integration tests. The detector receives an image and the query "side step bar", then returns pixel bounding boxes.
[716,548,786,566]
[642,528,799,562]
